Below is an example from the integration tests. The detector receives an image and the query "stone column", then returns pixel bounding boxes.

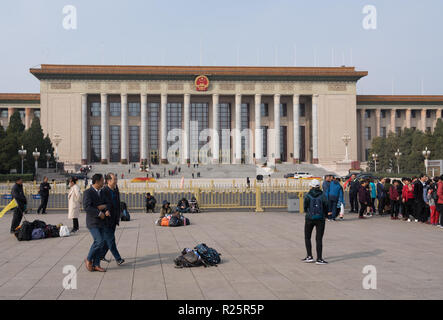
[160,93,168,164]
[312,94,319,164]
[120,94,128,164]
[375,109,381,137]
[24,108,32,129]
[254,94,262,163]
[8,107,15,122]
[360,108,366,161]
[212,94,220,164]
[390,109,396,133]
[406,108,411,128]
[293,94,300,164]
[183,93,190,164]
[421,109,427,131]
[100,93,109,164]
[234,94,242,164]
[81,93,88,164]
[274,94,281,163]
[140,94,148,163]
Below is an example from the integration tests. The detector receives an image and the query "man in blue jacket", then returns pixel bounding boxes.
[325,177,344,221]
[83,174,108,272]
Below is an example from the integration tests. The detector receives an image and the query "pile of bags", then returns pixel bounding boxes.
[174,243,221,268]
[156,214,190,227]
[14,220,70,241]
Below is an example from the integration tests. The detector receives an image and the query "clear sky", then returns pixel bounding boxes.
[0,0,442,94]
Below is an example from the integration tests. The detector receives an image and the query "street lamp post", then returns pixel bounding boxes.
[45,150,51,173]
[341,134,351,161]
[422,146,431,175]
[18,145,27,175]
[32,148,40,174]
[394,149,402,174]
[372,153,378,173]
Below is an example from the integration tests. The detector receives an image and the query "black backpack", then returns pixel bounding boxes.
[194,243,221,267]
[44,225,59,238]
[174,249,203,268]
[15,221,34,241]
[306,194,324,220]
[32,220,47,229]
[169,216,182,227]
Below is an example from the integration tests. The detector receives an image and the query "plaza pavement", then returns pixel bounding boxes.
[0,209,442,300]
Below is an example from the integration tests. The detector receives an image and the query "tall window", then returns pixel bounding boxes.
[280,103,287,117]
[90,102,100,117]
[0,109,8,118]
[190,103,209,162]
[110,125,120,162]
[241,103,250,162]
[300,103,306,117]
[426,110,432,118]
[365,127,372,140]
[396,110,401,118]
[365,110,371,119]
[261,126,268,157]
[18,109,25,119]
[381,127,386,138]
[411,110,417,118]
[33,110,41,118]
[167,103,182,149]
[129,126,140,162]
[280,125,287,161]
[148,103,159,152]
[381,110,386,118]
[90,125,101,162]
[219,103,231,162]
[129,102,140,117]
[110,102,121,117]
[260,103,269,117]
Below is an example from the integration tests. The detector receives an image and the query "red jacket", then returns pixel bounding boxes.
[437,181,443,205]
[402,184,414,202]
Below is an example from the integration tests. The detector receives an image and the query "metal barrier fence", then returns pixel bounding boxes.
[0,183,312,213]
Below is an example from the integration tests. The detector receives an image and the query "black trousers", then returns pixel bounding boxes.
[438,204,443,225]
[72,218,79,230]
[403,199,415,219]
[414,201,425,222]
[10,207,23,232]
[304,219,325,260]
[349,192,359,212]
[377,197,385,214]
[359,202,368,217]
[37,195,49,213]
[390,200,400,217]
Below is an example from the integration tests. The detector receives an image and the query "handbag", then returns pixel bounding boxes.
[59,225,70,237]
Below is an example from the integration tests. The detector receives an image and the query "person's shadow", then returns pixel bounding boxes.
[326,249,384,263]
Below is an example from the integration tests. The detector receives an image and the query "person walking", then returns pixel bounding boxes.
[302,179,329,265]
[436,175,443,228]
[358,179,371,219]
[325,177,344,221]
[37,176,51,214]
[402,178,415,222]
[348,174,360,213]
[10,177,27,234]
[83,174,107,272]
[68,177,81,233]
[101,173,125,266]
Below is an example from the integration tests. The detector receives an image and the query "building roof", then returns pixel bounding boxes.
[0,93,40,104]
[30,64,368,82]
[357,95,443,105]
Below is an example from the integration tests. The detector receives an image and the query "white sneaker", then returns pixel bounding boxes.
[439,225,443,229]
[407,219,411,222]
[415,219,418,223]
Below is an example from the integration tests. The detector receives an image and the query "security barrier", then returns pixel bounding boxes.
[0,179,315,213]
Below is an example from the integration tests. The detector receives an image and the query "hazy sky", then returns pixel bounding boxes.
[0,0,442,94]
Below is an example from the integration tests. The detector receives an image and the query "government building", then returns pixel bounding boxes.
[1,64,443,170]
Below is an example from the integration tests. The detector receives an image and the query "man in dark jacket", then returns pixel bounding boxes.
[83,173,107,272]
[10,177,27,233]
[37,176,51,214]
[349,175,360,213]
[358,179,371,219]
[100,173,125,265]
[145,192,157,213]
[302,179,329,265]
[376,178,386,214]
[413,174,427,222]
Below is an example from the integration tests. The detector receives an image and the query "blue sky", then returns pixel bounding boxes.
[0,0,442,94]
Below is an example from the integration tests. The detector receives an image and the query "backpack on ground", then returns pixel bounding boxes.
[169,216,182,227]
[194,243,221,267]
[32,220,47,230]
[182,216,190,226]
[160,217,170,227]
[15,221,34,241]
[44,225,59,238]
[306,194,324,220]
[31,228,46,240]
[174,248,203,268]
[120,202,131,221]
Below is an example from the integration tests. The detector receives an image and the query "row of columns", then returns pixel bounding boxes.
[81,93,320,165]
[6,107,36,129]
